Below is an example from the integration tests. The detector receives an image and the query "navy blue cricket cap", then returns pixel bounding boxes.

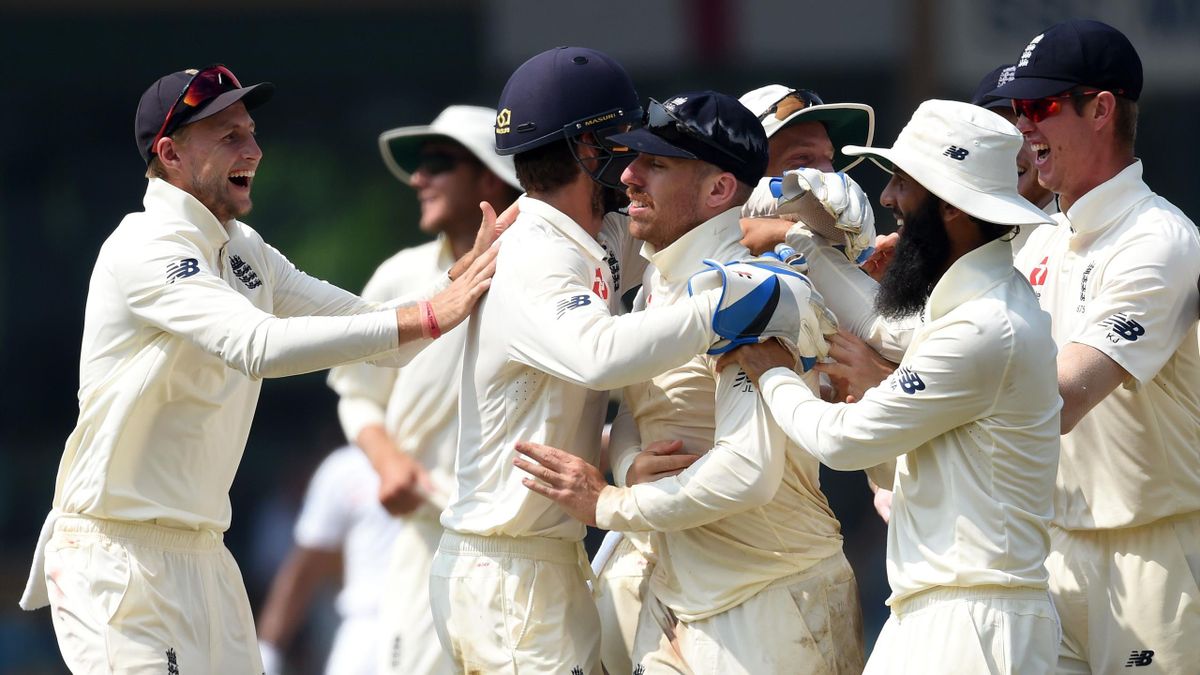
[971,64,1016,110]
[135,66,274,163]
[609,91,769,187]
[494,46,642,155]
[991,19,1142,102]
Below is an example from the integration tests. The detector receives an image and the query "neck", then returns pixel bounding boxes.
[1059,151,1135,213]
[531,177,602,238]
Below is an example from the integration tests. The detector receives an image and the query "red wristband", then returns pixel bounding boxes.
[420,301,442,339]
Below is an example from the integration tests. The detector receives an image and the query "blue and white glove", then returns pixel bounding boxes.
[688,258,838,370]
[774,168,876,265]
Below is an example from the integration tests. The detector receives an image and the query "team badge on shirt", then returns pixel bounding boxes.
[166,258,200,284]
[229,254,262,290]
[1100,312,1145,343]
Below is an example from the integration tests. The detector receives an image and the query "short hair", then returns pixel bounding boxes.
[143,124,192,179]
[1069,86,1137,152]
[513,139,579,194]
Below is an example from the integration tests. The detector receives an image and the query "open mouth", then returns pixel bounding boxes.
[1031,143,1050,163]
[626,191,653,214]
[229,170,254,188]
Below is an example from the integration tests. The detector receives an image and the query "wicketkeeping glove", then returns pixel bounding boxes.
[774,168,876,265]
[688,257,838,370]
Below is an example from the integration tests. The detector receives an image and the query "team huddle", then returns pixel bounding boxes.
[21,16,1200,675]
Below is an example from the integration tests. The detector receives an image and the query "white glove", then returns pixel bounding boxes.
[688,258,838,370]
[777,168,877,265]
[741,176,785,219]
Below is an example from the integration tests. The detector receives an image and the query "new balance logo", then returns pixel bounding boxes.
[895,367,925,395]
[571,667,584,675]
[634,666,646,675]
[229,254,262,290]
[556,294,591,318]
[1125,650,1154,667]
[166,258,200,284]
[733,371,754,393]
[943,146,969,161]
[1101,313,1145,342]
[166,647,179,675]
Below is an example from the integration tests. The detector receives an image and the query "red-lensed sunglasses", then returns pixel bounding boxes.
[1012,89,1121,123]
[148,65,242,157]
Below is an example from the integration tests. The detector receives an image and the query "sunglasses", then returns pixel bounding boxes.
[1012,89,1119,123]
[646,99,741,162]
[149,65,242,157]
[415,150,479,176]
[757,89,825,122]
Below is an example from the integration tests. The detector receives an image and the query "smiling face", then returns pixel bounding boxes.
[168,102,261,222]
[410,140,489,236]
[991,107,1054,209]
[876,169,952,318]
[621,153,715,250]
[766,120,836,175]
[1014,94,1100,209]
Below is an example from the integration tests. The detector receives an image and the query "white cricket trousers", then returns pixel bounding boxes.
[864,585,1058,675]
[594,532,653,675]
[429,531,601,674]
[377,514,453,675]
[632,552,865,674]
[45,515,262,674]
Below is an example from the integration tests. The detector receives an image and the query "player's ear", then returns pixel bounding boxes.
[704,171,738,210]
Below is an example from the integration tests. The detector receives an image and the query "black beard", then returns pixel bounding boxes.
[875,195,951,320]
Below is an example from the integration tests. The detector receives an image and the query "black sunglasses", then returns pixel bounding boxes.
[415,150,479,176]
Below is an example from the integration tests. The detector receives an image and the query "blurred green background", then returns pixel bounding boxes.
[2,1,1197,672]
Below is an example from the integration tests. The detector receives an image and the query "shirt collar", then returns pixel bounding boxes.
[435,233,457,269]
[925,237,1014,321]
[517,195,609,262]
[642,207,744,284]
[143,178,231,248]
[1062,160,1150,235]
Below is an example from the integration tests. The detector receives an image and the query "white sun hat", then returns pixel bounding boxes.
[378,105,521,190]
[843,99,1053,226]
[739,84,874,172]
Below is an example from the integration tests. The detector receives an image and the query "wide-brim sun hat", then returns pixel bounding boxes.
[378,105,520,190]
[843,99,1052,227]
[739,84,874,172]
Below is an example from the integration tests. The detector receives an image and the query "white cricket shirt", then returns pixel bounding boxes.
[442,196,719,541]
[22,180,430,609]
[1014,161,1200,530]
[759,238,1061,606]
[328,237,464,511]
[596,209,843,621]
[294,445,401,619]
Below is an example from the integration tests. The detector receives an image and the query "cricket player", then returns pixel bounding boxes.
[257,445,402,675]
[723,99,1062,674]
[19,65,497,674]
[591,84,878,674]
[515,90,863,674]
[327,104,520,675]
[430,48,828,673]
[992,19,1200,672]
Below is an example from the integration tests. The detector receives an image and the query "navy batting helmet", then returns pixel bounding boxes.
[495,46,642,189]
